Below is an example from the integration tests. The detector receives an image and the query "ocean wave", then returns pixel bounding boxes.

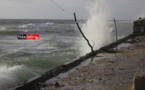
[0,27,6,30]
[39,22,54,27]
[18,29,28,32]
[0,65,33,90]
[45,22,54,25]
[18,23,35,29]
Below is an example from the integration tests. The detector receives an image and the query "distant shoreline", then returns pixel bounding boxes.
[0,18,136,21]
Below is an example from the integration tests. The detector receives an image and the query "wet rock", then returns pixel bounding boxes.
[99,78,102,81]
[108,61,115,63]
[101,48,116,53]
[110,74,113,76]
[83,78,86,81]
[38,82,47,87]
[119,68,125,70]
[82,69,87,72]
[54,82,60,87]
[108,78,111,80]
[47,83,53,87]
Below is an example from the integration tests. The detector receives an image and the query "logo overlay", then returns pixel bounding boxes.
[17,34,39,40]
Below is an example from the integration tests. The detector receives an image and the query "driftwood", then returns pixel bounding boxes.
[74,12,95,55]
[113,18,118,51]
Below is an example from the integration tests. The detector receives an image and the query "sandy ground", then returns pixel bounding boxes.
[40,36,145,90]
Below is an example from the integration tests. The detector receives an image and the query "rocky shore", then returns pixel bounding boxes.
[40,36,145,90]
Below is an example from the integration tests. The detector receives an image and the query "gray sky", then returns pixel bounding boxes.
[0,0,145,20]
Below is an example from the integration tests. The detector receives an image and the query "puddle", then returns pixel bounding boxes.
[117,43,132,49]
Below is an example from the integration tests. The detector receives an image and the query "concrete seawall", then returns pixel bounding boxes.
[14,34,134,90]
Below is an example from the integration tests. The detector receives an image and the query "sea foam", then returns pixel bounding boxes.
[79,0,112,55]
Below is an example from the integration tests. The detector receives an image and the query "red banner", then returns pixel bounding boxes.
[27,34,39,40]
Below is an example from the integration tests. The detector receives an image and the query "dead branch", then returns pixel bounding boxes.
[74,12,95,55]
[113,18,118,51]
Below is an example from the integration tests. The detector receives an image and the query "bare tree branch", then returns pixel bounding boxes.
[74,12,95,55]
[113,18,118,52]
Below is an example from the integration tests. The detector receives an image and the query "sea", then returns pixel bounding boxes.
[0,19,133,90]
